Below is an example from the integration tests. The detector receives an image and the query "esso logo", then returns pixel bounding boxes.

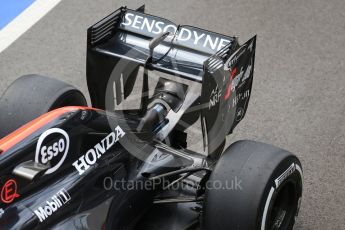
[40,138,65,164]
[35,128,70,175]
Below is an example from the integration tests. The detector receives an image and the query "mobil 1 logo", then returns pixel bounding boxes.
[33,189,71,223]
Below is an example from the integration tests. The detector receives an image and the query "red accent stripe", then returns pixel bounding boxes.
[0,106,96,153]
[224,67,237,100]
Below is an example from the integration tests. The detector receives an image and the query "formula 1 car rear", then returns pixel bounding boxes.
[0,5,303,230]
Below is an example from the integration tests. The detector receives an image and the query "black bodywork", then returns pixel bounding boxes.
[0,108,204,229]
[0,5,256,230]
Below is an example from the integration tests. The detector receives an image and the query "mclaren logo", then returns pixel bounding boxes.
[35,128,70,175]
[224,44,247,71]
[224,38,254,71]
[72,126,126,175]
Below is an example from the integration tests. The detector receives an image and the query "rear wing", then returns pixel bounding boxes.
[86,6,256,154]
[201,37,256,153]
[87,6,237,81]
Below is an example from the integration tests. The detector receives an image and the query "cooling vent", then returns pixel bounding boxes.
[89,9,123,46]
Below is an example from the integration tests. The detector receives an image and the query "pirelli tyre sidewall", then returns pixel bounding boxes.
[261,155,303,230]
[202,140,303,230]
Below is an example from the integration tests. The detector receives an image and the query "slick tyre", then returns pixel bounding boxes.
[0,74,87,138]
[203,140,303,230]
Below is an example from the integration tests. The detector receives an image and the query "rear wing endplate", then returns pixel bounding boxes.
[201,36,257,154]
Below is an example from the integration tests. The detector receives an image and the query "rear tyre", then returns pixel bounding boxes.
[203,140,303,230]
[0,74,87,138]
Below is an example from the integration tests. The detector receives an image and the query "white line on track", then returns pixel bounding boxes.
[0,0,62,53]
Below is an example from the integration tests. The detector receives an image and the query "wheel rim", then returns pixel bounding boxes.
[267,181,297,230]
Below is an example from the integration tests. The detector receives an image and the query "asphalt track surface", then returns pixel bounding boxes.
[0,0,344,229]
